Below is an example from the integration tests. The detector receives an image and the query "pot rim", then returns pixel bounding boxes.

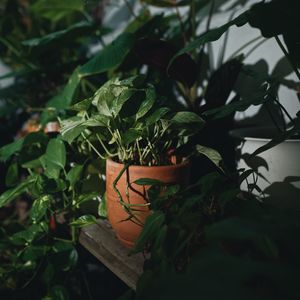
[106,157,190,169]
[230,127,300,143]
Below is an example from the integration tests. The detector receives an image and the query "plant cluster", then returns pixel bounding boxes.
[0,0,300,299]
[60,75,205,166]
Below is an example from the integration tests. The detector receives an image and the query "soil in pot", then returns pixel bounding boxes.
[106,158,190,248]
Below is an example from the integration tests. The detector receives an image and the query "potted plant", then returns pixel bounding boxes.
[60,75,205,247]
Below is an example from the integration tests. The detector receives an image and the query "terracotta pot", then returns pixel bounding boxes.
[106,158,190,248]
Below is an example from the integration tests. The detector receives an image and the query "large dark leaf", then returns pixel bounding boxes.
[203,59,243,111]
[79,32,135,77]
[134,38,197,87]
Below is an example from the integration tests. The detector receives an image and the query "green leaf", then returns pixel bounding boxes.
[11,222,48,245]
[136,85,156,119]
[91,78,122,116]
[0,138,24,162]
[31,0,84,22]
[70,98,93,111]
[5,162,18,187]
[98,193,107,218]
[41,139,66,178]
[30,195,51,222]
[60,116,86,144]
[0,176,36,208]
[111,88,137,116]
[66,164,83,189]
[76,192,99,206]
[22,245,49,261]
[145,107,170,125]
[196,145,223,171]
[70,215,97,228]
[171,111,205,132]
[22,21,95,48]
[123,129,142,145]
[133,211,165,253]
[46,68,81,110]
[79,32,135,77]
[134,178,163,186]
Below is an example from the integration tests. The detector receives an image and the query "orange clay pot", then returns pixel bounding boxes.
[106,158,190,248]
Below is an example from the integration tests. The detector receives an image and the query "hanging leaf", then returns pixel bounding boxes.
[196,145,224,172]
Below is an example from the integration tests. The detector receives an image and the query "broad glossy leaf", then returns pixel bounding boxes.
[0,138,24,162]
[111,89,136,116]
[0,175,36,208]
[70,98,93,111]
[66,165,83,189]
[79,32,135,77]
[44,139,66,170]
[91,78,121,116]
[70,215,97,227]
[123,129,142,145]
[60,116,86,144]
[196,145,223,171]
[30,195,51,222]
[136,85,156,119]
[171,111,205,128]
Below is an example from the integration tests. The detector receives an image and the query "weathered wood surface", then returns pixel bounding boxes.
[79,219,144,290]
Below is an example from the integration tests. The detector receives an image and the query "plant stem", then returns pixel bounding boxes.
[275,35,300,81]
[81,133,106,159]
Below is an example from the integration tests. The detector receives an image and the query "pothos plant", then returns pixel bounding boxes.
[60,75,206,166]
[59,75,223,222]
